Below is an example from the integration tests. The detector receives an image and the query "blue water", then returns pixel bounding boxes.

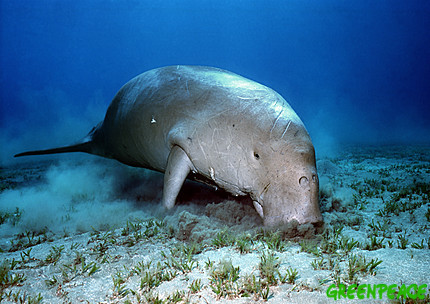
[1,0,429,164]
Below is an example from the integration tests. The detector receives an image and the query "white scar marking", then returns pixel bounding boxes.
[198,140,208,163]
[185,79,189,96]
[237,96,254,100]
[151,116,156,124]
[270,110,283,134]
[281,120,291,139]
[209,167,215,181]
[205,109,230,121]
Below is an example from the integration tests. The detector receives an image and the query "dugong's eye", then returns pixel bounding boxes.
[253,152,260,160]
[299,176,309,187]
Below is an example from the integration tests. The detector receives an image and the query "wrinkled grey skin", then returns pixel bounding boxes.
[15,66,322,226]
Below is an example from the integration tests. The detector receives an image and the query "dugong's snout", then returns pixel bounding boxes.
[255,170,322,227]
[261,196,322,227]
[297,172,322,224]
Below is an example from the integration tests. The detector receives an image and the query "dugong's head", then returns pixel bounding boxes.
[249,133,322,227]
[224,94,322,227]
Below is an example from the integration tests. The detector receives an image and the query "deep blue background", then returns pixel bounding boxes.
[1,0,429,163]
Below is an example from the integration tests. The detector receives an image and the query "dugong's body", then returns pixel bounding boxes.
[15,66,322,226]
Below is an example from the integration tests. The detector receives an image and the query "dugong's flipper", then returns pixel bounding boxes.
[162,146,194,209]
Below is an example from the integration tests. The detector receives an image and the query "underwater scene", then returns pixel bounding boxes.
[1,1,429,303]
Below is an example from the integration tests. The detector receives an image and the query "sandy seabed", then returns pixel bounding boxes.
[0,145,429,303]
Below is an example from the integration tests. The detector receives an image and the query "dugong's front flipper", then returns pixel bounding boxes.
[162,146,194,209]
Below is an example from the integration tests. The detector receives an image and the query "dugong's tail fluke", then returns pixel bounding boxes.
[14,142,93,158]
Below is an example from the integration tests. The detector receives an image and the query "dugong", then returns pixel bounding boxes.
[15,66,322,226]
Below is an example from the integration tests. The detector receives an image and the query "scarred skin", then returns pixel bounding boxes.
[15,65,322,226]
